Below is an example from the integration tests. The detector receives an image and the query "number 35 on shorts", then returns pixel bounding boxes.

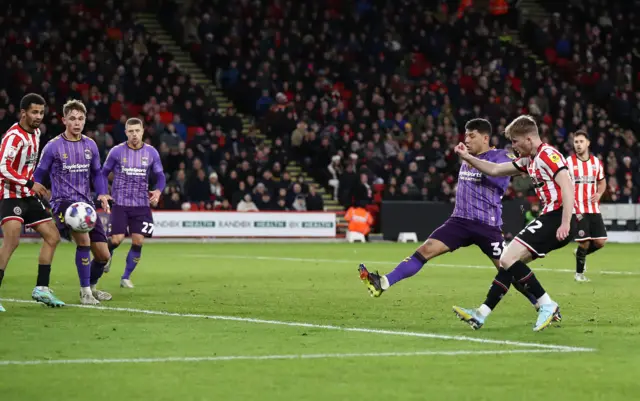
[491,241,507,256]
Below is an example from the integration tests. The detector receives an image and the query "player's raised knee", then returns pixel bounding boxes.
[417,238,448,259]
[593,238,607,249]
[110,235,125,247]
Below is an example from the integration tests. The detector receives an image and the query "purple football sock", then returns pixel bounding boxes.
[122,245,142,280]
[385,251,428,286]
[76,246,91,287]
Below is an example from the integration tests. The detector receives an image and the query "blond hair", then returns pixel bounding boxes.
[504,115,539,139]
[62,99,87,116]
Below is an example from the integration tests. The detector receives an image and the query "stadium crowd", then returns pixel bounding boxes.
[166,0,640,206]
[1,0,638,214]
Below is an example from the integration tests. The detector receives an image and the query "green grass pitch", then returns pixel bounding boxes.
[1,241,639,400]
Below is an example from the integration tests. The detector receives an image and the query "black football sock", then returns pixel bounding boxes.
[482,269,512,310]
[509,261,546,299]
[576,246,588,273]
[512,278,538,306]
[0,268,4,288]
[36,264,51,287]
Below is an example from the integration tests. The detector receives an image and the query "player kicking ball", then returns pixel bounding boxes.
[102,118,165,288]
[566,131,607,282]
[451,115,575,332]
[359,119,539,311]
[34,100,113,305]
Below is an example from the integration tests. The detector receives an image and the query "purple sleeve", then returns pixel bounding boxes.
[33,142,54,184]
[485,150,512,190]
[151,149,166,191]
[102,147,117,182]
[90,141,108,195]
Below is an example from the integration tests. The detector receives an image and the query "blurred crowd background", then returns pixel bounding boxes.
[1,0,638,221]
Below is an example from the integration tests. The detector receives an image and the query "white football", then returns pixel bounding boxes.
[64,202,97,233]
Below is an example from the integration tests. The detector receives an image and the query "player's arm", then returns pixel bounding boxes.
[89,142,108,195]
[555,169,575,223]
[148,149,166,206]
[150,149,166,192]
[0,133,33,188]
[454,143,521,176]
[32,141,54,186]
[90,141,111,211]
[592,161,606,203]
[101,148,117,182]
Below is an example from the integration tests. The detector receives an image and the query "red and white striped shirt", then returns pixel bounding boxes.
[0,123,40,199]
[567,154,605,214]
[513,143,573,215]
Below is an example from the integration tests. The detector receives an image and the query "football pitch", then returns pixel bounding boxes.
[1,241,639,400]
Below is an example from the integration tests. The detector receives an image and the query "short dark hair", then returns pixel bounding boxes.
[573,130,590,140]
[126,117,143,127]
[464,118,492,135]
[20,93,46,111]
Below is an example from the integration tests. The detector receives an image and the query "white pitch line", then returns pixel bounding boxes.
[0,299,596,353]
[186,253,640,276]
[0,348,581,366]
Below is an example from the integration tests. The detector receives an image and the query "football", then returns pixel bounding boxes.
[64,202,97,233]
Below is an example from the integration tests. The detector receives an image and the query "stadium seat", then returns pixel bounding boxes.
[397,232,418,243]
[346,231,367,243]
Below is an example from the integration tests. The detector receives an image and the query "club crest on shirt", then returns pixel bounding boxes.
[122,157,127,164]
[549,153,561,164]
[141,156,149,166]
[84,148,92,160]
[62,153,68,159]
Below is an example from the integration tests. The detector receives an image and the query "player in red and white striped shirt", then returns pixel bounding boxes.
[452,115,575,332]
[567,130,607,282]
[0,93,65,311]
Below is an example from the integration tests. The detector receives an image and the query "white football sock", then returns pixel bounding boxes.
[537,293,553,305]
[380,275,390,290]
[477,304,492,318]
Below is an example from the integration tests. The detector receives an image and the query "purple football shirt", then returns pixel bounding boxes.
[102,143,164,207]
[34,134,106,208]
[450,149,512,227]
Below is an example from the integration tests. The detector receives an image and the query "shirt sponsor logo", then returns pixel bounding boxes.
[121,166,147,176]
[63,163,91,173]
[458,170,483,182]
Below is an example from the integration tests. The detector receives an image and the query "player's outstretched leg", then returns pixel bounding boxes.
[31,220,65,307]
[358,238,446,297]
[454,240,559,331]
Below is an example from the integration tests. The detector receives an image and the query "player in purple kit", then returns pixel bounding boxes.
[359,119,538,309]
[33,100,113,305]
[102,118,165,288]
